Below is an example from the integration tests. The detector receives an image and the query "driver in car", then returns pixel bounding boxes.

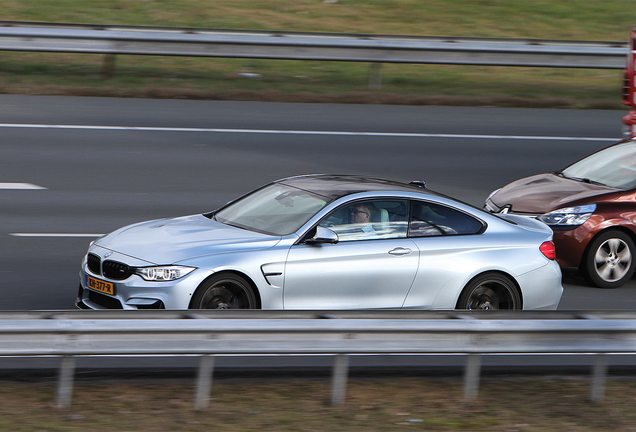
[350,203,376,234]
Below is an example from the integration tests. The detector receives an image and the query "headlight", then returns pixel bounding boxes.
[135,266,196,281]
[537,204,596,226]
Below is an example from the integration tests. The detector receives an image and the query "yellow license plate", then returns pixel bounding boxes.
[86,275,115,295]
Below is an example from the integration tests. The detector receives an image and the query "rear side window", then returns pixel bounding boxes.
[409,201,484,237]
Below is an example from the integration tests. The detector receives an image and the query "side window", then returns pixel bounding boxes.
[409,201,484,237]
[318,199,409,241]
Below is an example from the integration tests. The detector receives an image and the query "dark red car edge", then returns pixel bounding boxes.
[485,139,636,288]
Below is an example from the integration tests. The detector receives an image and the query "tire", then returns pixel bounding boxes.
[191,273,259,309]
[456,273,521,310]
[583,230,636,288]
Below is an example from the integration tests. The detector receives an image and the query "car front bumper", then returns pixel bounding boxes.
[77,255,210,310]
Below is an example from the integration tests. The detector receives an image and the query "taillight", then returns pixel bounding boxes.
[540,241,556,260]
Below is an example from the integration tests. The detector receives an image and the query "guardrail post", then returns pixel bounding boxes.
[194,355,215,410]
[463,354,481,401]
[368,63,382,89]
[590,354,608,402]
[331,354,349,406]
[103,54,116,78]
[57,355,76,409]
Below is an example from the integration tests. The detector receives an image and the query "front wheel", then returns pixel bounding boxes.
[456,273,521,310]
[583,230,636,288]
[191,273,259,309]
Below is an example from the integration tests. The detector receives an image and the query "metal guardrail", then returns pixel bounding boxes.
[2,310,635,409]
[0,21,627,76]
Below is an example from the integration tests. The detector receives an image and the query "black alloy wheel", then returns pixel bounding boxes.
[191,273,259,309]
[456,273,521,310]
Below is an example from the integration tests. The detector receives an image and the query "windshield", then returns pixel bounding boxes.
[561,141,636,189]
[213,183,331,236]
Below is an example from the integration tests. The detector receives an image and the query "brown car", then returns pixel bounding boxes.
[485,138,636,288]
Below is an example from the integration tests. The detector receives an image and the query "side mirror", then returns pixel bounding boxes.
[305,226,339,245]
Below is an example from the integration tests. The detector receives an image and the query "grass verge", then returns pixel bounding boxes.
[0,1,633,108]
[3,377,636,431]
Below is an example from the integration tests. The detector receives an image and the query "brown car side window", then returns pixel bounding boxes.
[409,201,484,237]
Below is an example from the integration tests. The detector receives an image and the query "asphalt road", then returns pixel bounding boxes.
[0,94,631,311]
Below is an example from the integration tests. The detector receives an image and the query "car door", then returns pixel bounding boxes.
[402,200,488,308]
[283,199,419,309]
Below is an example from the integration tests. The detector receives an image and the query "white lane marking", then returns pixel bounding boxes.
[0,123,618,142]
[10,233,104,237]
[0,183,46,190]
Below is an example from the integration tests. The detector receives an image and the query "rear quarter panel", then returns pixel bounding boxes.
[403,219,555,310]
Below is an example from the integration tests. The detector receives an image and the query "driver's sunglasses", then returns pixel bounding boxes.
[351,209,370,215]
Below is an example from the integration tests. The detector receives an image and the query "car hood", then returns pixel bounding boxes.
[491,173,617,213]
[94,214,281,264]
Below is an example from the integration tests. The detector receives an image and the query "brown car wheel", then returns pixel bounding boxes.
[583,230,636,288]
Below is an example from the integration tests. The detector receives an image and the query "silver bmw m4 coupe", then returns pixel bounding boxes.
[77,175,562,311]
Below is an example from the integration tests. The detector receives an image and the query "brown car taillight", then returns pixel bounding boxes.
[540,241,556,260]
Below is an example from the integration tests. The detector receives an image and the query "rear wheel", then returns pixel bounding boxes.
[456,273,520,310]
[191,273,259,309]
[583,230,636,288]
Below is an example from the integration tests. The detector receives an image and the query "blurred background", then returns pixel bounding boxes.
[0,0,633,108]
[0,2,635,430]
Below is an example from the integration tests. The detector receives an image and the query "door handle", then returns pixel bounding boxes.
[388,247,412,256]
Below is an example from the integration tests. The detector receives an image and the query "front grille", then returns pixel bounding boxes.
[87,253,101,275]
[103,260,134,280]
[88,290,123,309]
